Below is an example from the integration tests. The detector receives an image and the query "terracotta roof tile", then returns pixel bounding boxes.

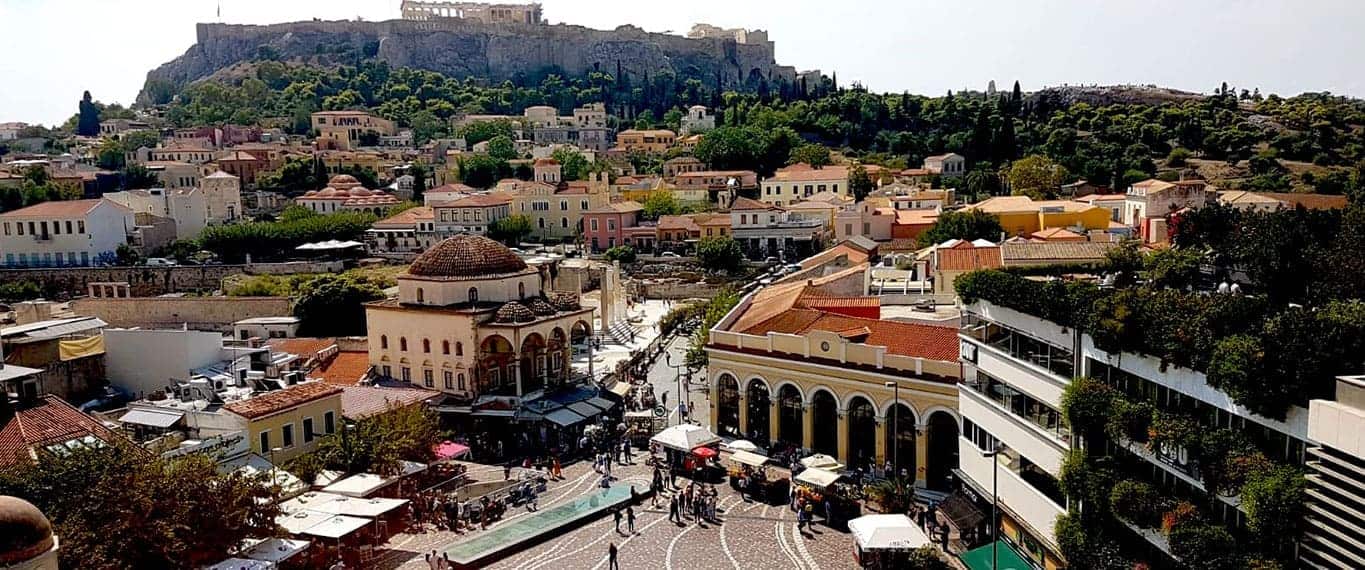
[730,197,781,211]
[743,309,959,361]
[0,396,134,468]
[0,199,113,218]
[224,382,342,420]
[442,193,511,208]
[407,235,528,278]
[340,385,439,420]
[314,351,373,386]
[937,246,1003,271]
[374,206,434,229]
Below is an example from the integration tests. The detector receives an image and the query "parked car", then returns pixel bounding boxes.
[145,257,177,267]
[659,252,681,258]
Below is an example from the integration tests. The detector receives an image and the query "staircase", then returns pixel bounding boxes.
[605,320,639,345]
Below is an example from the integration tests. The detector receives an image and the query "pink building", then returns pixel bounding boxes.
[583,201,643,253]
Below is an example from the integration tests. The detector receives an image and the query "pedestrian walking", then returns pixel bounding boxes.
[613,508,623,533]
[669,495,680,522]
[504,464,512,480]
[552,456,563,479]
[608,542,619,570]
[627,506,636,533]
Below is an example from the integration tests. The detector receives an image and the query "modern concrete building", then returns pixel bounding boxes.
[1303,375,1365,569]
[0,199,133,267]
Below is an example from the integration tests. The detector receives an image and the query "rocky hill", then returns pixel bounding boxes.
[139,18,796,104]
[1026,85,1207,108]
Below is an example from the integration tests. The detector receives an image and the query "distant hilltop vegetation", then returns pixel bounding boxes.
[1026,85,1207,108]
[137,17,799,105]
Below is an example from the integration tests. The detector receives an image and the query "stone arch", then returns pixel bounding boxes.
[840,390,877,413]
[806,384,838,405]
[880,397,921,423]
[519,332,547,394]
[715,372,741,437]
[925,410,961,491]
[745,377,772,446]
[773,380,804,403]
[809,389,839,456]
[776,382,804,447]
[478,334,515,393]
[845,395,878,470]
[743,375,770,394]
[570,320,592,344]
[884,401,917,479]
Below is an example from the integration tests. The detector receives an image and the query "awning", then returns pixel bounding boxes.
[567,401,601,418]
[849,514,928,550]
[938,493,985,530]
[650,424,721,452]
[544,408,586,427]
[729,450,770,467]
[607,382,632,397]
[794,467,842,488]
[799,453,845,472]
[433,441,470,460]
[959,540,1032,570]
[118,408,184,428]
[586,396,616,411]
[206,558,273,570]
[242,538,310,563]
[299,514,371,539]
[59,334,105,360]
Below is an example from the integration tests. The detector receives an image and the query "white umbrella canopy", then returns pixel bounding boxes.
[725,439,763,453]
[650,424,721,452]
[800,453,845,472]
[848,514,929,550]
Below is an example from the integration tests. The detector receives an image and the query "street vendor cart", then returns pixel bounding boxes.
[794,467,863,530]
[727,450,790,504]
[624,409,666,448]
[649,424,725,482]
[848,514,931,568]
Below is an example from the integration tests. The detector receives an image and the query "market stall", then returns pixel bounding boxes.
[848,514,930,568]
[793,467,863,529]
[649,424,724,482]
[726,450,789,504]
[799,453,845,472]
[240,538,311,570]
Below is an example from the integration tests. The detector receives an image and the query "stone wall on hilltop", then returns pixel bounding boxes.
[139,19,797,103]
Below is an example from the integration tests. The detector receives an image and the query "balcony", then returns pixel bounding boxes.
[957,436,1066,551]
[959,386,1067,474]
[962,337,1068,408]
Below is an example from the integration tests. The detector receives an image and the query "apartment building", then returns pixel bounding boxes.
[432,193,512,236]
[0,199,133,267]
[311,111,397,150]
[730,197,826,260]
[761,164,850,205]
[615,129,676,153]
[501,172,610,241]
[1302,375,1365,569]
[103,187,208,239]
[955,287,1312,570]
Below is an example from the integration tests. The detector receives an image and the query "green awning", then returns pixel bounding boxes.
[958,540,1033,570]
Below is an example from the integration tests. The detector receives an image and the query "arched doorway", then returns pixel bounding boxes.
[570,320,592,345]
[926,411,960,491]
[478,335,515,395]
[519,333,546,395]
[884,403,916,480]
[746,379,771,446]
[846,396,877,471]
[777,384,803,447]
[716,374,740,437]
[549,328,567,382]
[811,390,838,456]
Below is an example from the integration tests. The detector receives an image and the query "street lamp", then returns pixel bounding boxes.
[981,445,1002,570]
[663,352,691,426]
[268,446,284,484]
[883,381,899,480]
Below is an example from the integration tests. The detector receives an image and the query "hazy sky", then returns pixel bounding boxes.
[3,0,1364,126]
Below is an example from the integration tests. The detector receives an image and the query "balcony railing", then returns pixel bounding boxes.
[962,313,1075,380]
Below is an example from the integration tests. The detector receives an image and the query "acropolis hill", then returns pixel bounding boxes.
[138,1,797,103]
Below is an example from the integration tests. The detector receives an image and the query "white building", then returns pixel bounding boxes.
[761,164,851,205]
[680,105,716,135]
[0,199,133,267]
[1302,375,1365,569]
[923,153,966,177]
[0,122,26,141]
[102,328,280,399]
[433,193,512,236]
[201,170,243,224]
[103,188,207,240]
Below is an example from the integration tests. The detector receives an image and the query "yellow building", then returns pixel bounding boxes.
[500,172,611,241]
[224,381,344,463]
[615,129,677,153]
[970,195,1110,237]
[705,272,963,488]
[311,111,397,150]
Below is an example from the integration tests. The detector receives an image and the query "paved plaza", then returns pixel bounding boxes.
[379,455,856,569]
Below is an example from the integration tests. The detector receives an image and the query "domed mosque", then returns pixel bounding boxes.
[296,174,400,215]
[0,496,58,570]
[364,235,595,405]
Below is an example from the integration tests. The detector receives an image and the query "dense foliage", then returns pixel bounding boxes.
[286,404,443,482]
[915,209,1004,246]
[695,236,744,272]
[685,287,741,367]
[0,445,280,569]
[198,210,376,262]
[603,245,636,263]
[292,273,387,336]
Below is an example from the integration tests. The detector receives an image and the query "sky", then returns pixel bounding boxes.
[3,0,1364,126]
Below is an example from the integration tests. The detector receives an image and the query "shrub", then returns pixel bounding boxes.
[1109,480,1165,527]
[1060,377,1116,442]
[199,211,376,263]
[866,477,914,514]
[0,280,42,302]
[1146,411,1201,457]
[1161,501,1200,535]
[695,236,744,272]
[1241,465,1305,562]
[603,245,636,264]
[1058,449,1117,512]
[1167,147,1193,167]
[1105,398,1153,444]
[1168,522,1239,570]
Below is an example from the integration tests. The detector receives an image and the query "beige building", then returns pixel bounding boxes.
[144,161,205,190]
[761,163,851,205]
[364,235,594,400]
[615,129,676,153]
[501,172,610,241]
[224,382,344,463]
[103,187,207,240]
[201,170,243,224]
[705,262,962,486]
[433,193,513,236]
[311,111,397,151]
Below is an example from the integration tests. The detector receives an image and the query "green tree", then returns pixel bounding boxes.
[641,190,681,220]
[457,154,510,189]
[489,214,533,245]
[408,164,428,202]
[486,135,517,161]
[1005,154,1069,199]
[456,119,516,146]
[121,164,160,190]
[788,144,831,168]
[76,90,101,136]
[0,445,280,569]
[603,245,637,263]
[551,147,590,181]
[696,236,744,272]
[694,126,758,171]
[293,273,385,336]
[916,209,1004,246]
[848,163,875,201]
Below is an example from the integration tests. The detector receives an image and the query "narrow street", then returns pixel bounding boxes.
[642,333,710,430]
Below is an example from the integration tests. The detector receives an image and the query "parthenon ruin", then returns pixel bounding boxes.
[400,1,543,25]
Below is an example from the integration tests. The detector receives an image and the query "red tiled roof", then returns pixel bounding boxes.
[585,201,643,214]
[0,396,133,468]
[937,246,1003,271]
[224,382,342,420]
[800,243,870,270]
[743,309,959,361]
[770,164,849,182]
[340,385,440,420]
[1255,192,1348,210]
[314,351,374,386]
[443,193,511,208]
[731,197,781,211]
[657,215,700,232]
[374,206,434,228]
[266,337,337,359]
